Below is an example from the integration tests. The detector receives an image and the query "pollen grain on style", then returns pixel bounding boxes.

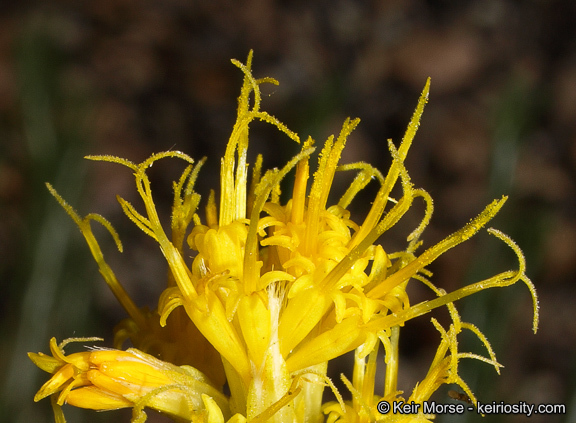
[30,51,539,423]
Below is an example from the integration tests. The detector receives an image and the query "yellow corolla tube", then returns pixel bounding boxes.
[31,51,538,423]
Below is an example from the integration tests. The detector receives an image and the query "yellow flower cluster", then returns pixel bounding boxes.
[30,52,538,423]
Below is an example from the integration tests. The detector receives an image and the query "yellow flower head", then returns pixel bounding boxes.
[31,51,539,423]
[29,337,229,423]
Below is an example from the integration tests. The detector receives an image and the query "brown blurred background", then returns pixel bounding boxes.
[1,1,575,422]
